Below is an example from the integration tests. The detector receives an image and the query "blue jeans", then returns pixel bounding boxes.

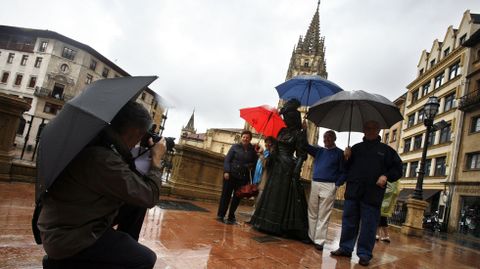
[339,199,380,260]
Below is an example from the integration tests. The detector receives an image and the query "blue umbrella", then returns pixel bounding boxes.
[275,75,343,106]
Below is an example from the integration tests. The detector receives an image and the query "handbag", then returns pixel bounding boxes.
[235,169,259,198]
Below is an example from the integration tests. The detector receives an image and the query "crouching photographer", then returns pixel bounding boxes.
[38,101,166,269]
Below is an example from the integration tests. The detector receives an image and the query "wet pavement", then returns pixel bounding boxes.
[1,182,479,268]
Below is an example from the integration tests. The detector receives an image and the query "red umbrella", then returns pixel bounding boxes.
[240,105,286,138]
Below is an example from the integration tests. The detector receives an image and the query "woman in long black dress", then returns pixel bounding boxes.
[250,99,309,240]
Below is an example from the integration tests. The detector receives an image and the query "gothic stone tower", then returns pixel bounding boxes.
[283,1,328,180]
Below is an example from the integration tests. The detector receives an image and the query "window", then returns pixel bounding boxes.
[444,93,455,112]
[34,57,42,68]
[413,134,423,150]
[384,133,389,143]
[7,53,14,64]
[434,157,446,176]
[86,74,93,84]
[434,73,444,89]
[412,90,419,103]
[1,72,9,83]
[404,138,411,153]
[409,161,418,177]
[407,114,415,128]
[43,102,62,115]
[20,55,28,66]
[102,67,109,78]
[52,83,65,99]
[424,159,432,176]
[402,163,408,177]
[471,116,480,133]
[430,59,436,68]
[304,61,309,67]
[418,109,425,123]
[60,64,69,73]
[28,76,36,88]
[141,92,146,100]
[422,82,430,96]
[14,74,23,86]
[392,129,397,141]
[449,62,460,80]
[439,124,451,143]
[443,47,450,57]
[39,41,48,52]
[460,34,467,45]
[419,68,424,76]
[427,130,436,146]
[466,152,480,170]
[90,59,97,71]
[62,47,76,60]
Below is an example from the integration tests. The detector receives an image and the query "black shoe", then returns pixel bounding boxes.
[314,244,324,251]
[358,256,370,266]
[225,218,237,225]
[330,248,352,258]
[216,216,224,223]
[301,238,314,244]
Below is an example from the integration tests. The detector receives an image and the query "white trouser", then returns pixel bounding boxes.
[308,181,336,246]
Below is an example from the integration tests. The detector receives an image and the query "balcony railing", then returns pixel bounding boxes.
[459,89,480,111]
[34,87,74,101]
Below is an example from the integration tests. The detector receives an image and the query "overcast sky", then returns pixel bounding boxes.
[4,0,480,149]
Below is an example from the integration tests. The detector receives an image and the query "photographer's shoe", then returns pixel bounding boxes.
[225,218,237,225]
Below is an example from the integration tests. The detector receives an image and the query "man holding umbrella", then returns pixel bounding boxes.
[38,101,166,268]
[330,120,402,266]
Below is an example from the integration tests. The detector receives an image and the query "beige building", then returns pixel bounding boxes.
[382,94,407,152]
[399,11,480,223]
[179,112,263,155]
[448,27,480,236]
[0,25,164,156]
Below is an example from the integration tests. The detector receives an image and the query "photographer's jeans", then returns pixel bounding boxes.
[43,204,156,269]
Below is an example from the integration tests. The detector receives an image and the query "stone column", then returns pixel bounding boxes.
[401,198,429,236]
[168,144,225,201]
[0,93,31,181]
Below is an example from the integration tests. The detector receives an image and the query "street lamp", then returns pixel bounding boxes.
[412,96,440,200]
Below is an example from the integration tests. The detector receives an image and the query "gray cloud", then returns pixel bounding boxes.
[3,0,480,148]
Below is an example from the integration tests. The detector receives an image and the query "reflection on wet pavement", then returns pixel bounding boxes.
[1,182,479,268]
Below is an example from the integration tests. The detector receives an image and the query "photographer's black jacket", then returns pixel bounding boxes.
[344,136,402,207]
[224,143,258,181]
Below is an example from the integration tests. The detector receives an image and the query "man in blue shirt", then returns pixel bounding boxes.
[306,130,346,251]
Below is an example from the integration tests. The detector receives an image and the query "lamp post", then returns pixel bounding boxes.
[402,96,440,236]
[412,96,440,200]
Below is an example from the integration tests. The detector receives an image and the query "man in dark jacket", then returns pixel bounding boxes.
[331,120,402,266]
[38,101,166,268]
[217,130,258,224]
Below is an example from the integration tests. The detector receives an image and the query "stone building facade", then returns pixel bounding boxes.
[0,25,164,157]
[399,11,480,224]
[449,27,480,236]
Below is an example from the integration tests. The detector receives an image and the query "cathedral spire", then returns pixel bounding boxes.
[302,1,321,53]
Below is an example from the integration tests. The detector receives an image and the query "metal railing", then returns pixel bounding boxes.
[34,86,74,101]
[14,113,49,162]
[459,89,480,111]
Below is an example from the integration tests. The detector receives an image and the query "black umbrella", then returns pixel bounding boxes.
[36,76,157,202]
[306,90,403,145]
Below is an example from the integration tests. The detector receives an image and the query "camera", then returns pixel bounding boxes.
[141,127,175,152]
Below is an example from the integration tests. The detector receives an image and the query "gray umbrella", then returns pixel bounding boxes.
[306,90,403,145]
[36,76,157,202]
